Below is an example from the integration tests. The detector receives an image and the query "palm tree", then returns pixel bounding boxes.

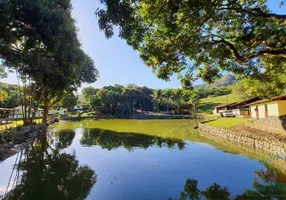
[163,89,173,114]
[152,89,163,114]
[189,94,200,119]
[172,89,183,115]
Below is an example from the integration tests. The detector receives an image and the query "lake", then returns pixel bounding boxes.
[0,119,286,200]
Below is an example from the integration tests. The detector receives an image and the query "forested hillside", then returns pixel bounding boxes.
[194,74,236,99]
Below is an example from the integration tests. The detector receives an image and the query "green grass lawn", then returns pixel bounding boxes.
[199,94,237,112]
[205,118,253,129]
[0,119,43,131]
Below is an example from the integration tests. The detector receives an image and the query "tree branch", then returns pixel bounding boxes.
[219,7,286,21]
[212,37,286,62]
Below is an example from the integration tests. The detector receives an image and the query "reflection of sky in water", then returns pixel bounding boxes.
[0,155,18,196]
[0,120,284,200]
[52,128,265,199]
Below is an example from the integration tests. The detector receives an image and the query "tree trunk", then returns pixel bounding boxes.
[42,106,49,123]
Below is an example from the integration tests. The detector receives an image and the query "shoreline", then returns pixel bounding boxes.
[198,120,286,156]
[0,124,48,161]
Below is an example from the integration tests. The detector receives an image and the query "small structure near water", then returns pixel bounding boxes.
[212,102,237,115]
[246,94,286,119]
[0,108,16,125]
[228,97,261,118]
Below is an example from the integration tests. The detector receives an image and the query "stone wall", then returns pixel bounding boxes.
[198,122,286,155]
[199,130,286,174]
[246,116,286,135]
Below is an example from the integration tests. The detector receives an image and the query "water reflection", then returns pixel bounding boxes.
[171,165,286,200]
[50,130,76,150]
[80,128,186,151]
[3,134,96,200]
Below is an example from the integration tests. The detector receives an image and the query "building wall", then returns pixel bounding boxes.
[258,105,265,119]
[250,106,257,119]
[232,109,241,116]
[250,102,279,119]
[268,103,279,116]
[278,101,286,116]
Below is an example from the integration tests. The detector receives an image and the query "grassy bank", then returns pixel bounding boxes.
[200,94,237,112]
[0,119,42,131]
[205,118,253,129]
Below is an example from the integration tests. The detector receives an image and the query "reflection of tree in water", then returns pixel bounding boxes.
[80,128,185,151]
[50,130,76,150]
[236,164,286,200]
[170,165,286,200]
[3,133,96,200]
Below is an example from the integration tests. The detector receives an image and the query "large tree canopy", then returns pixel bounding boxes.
[0,0,99,123]
[97,0,286,86]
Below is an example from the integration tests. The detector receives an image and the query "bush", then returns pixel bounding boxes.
[16,125,23,131]
[0,131,12,144]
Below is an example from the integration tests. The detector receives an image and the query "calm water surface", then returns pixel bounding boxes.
[0,119,286,200]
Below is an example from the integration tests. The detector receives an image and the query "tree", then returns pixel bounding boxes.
[152,89,163,114]
[0,65,7,79]
[172,89,183,114]
[232,57,286,99]
[231,81,252,101]
[97,0,286,86]
[82,85,197,117]
[163,89,173,114]
[0,0,99,124]
[82,87,100,104]
[122,88,148,114]
[0,82,8,103]
[60,93,78,112]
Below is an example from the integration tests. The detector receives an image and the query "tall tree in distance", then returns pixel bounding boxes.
[152,89,163,114]
[96,0,286,87]
[163,89,173,114]
[172,89,183,114]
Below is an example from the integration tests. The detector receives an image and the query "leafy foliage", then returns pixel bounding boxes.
[60,93,78,112]
[232,58,286,99]
[97,0,286,87]
[0,131,12,144]
[82,84,199,116]
[0,0,99,123]
[0,82,20,107]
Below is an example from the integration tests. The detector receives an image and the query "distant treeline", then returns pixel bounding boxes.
[81,84,199,117]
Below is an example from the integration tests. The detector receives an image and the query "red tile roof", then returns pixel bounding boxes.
[244,94,286,107]
[272,94,286,101]
[229,97,261,107]
[244,100,271,107]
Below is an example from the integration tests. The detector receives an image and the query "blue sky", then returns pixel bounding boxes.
[1,0,285,90]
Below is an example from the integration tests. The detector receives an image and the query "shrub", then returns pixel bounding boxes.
[0,131,12,144]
